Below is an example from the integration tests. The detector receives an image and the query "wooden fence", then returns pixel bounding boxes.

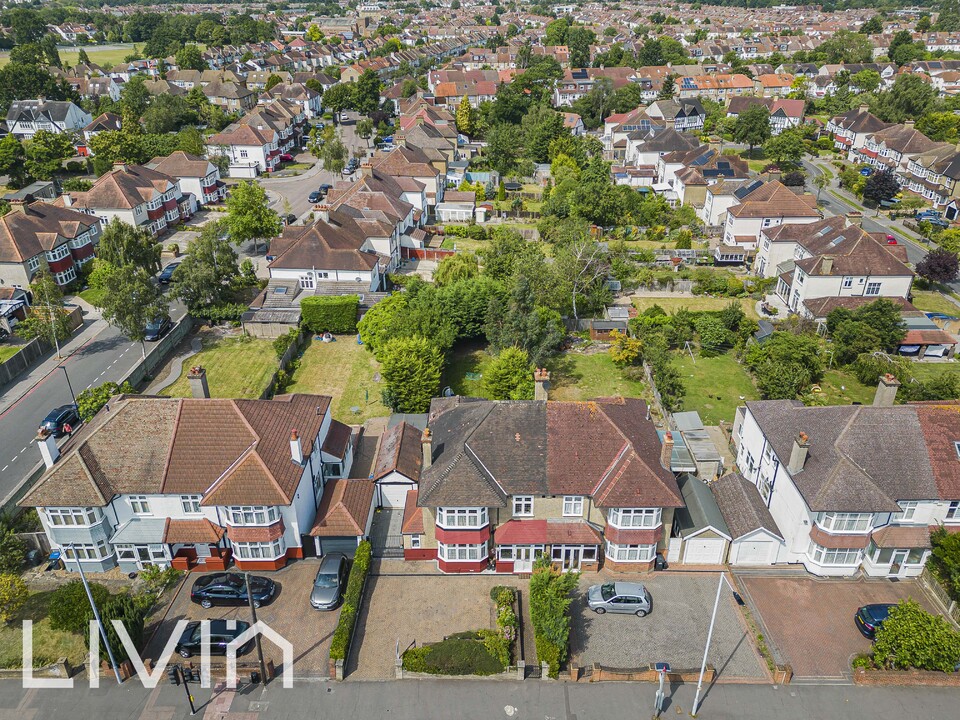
[920,566,960,626]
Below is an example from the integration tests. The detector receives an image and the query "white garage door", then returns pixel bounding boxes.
[736,540,773,565]
[683,537,726,565]
[378,483,411,509]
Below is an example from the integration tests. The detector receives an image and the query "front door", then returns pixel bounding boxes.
[890,549,909,577]
[556,546,581,572]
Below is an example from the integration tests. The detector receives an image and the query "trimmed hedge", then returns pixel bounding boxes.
[329,540,372,661]
[301,295,359,334]
[401,635,505,676]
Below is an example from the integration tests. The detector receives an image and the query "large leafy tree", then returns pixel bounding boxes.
[482,347,534,400]
[763,127,806,165]
[224,181,282,254]
[520,104,565,164]
[870,74,936,123]
[312,124,348,175]
[96,218,162,275]
[862,167,900,206]
[916,247,960,284]
[354,69,383,116]
[733,103,771,156]
[321,83,354,123]
[379,336,444,413]
[872,600,960,672]
[175,44,207,71]
[98,264,168,357]
[170,223,241,311]
[16,269,72,346]
[0,63,76,116]
[0,134,29,188]
[485,276,566,366]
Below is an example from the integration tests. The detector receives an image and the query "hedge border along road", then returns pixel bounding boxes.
[329,540,372,664]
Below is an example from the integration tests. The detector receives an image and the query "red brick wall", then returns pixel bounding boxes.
[603,558,655,573]
[233,558,286,571]
[495,560,515,573]
[437,558,487,573]
[404,548,436,561]
[853,668,960,687]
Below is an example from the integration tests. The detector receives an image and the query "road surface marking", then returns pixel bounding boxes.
[1,466,6,472]
[21,446,27,453]
[86,384,92,389]
[11,456,16,462]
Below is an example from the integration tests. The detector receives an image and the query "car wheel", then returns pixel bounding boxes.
[179,649,192,658]
[253,600,261,609]
[594,608,606,614]
[636,609,648,617]
[200,598,212,609]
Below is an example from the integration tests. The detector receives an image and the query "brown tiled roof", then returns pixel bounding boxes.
[228,518,285,542]
[0,201,99,263]
[401,489,424,534]
[267,211,381,272]
[871,525,931,549]
[711,473,782,540]
[794,231,913,279]
[809,525,870,549]
[727,181,819,219]
[373,421,423,482]
[322,420,353,460]
[66,164,176,210]
[309,479,374,536]
[148,151,213,179]
[915,404,960,501]
[164,518,225,544]
[545,519,603,545]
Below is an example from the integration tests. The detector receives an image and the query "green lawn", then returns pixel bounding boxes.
[632,295,760,320]
[815,370,876,406]
[77,286,106,308]
[0,44,138,69]
[440,236,488,254]
[442,343,490,397]
[286,335,388,423]
[0,344,20,364]
[0,591,87,669]
[673,350,759,425]
[162,332,277,399]
[910,290,960,316]
[906,362,960,383]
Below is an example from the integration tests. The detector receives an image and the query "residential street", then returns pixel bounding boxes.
[0,677,956,720]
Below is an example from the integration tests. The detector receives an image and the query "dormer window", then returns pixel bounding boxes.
[954,440,960,459]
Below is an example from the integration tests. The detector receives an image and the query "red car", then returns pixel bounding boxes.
[279,153,294,163]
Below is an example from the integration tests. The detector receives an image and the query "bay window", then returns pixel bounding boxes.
[607,508,661,528]
[808,541,861,566]
[562,496,584,517]
[227,506,280,525]
[437,541,487,561]
[62,541,110,561]
[46,507,100,526]
[435,507,487,529]
[512,496,533,517]
[817,512,871,533]
[233,539,285,560]
[605,542,656,562]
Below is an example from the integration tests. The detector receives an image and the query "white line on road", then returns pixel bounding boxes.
[1,466,6,472]
[11,456,16,462]
[86,384,92,389]
[21,446,27,453]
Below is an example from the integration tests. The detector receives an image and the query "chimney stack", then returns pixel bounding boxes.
[421,427,433,469]
[316,204,331,222]
[788,432,809,474]
[290,429,304,464]
[821,256,834,275]
[187,365,210,399]
[360,161,372,178]
[873,373,900,407]
[36,429,60,470]
[113,161,127,172]
[533,368,550,401]
[8,199,27,214]
[858,104,869,113]
[660,431,675,471]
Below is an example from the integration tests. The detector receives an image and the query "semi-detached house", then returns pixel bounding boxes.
[148,151,227,207]
[732,380,960,579]
[20,386,364,573]
[723,180,821,249]
[207,123,280,178]
[5,100,91,139]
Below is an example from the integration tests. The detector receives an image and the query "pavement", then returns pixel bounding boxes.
[1,676,959,720]
[0,279,186,505]
[570,572,766,680]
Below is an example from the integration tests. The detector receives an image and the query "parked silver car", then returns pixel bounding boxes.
[586,582,653,616]
[310,553,347,610]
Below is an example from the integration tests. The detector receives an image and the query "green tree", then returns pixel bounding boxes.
[0,531,26,574]
[482,347,535,400]
[850,69,882,94]
[873,600,960,672]
[566,26,595,68]
[76,380,137,422]
[175,44,206,71]
[86,594,147,664]
[816,29,874,64]
[171,223,241,311]
[733,103,771,156]
[521,104,565,164]
[142,94,196,134]
[0,573,27,625]
[544,18,569,46]
[870,74,936,123]
[356,117,374,147]
[434,252,479,286]
[859,15,883,34]
[485,122,523,175]
[379,336,444,413]
[456,95,474,136]
[96,218,162,274]
[936,0,960,31]
[354,69,383,116]
[49,580,110,634]
[813,173,829,202]
[485,277,566,366]
[98,264,168,358]
[24,130,75,181]
[357,292,408,355]
[120,75,150,119]
[608,329,643,367]
[763,127,806,165]
[17,269,71,346]
[863,167,900,207]
[321,82,354,123]
[695,315,731,356]
[7,9,46,45]
[528,555,579,678]
[77,48,91,66]
[224,181,282,254]
[0,134,29,188]
[305,25,324,42]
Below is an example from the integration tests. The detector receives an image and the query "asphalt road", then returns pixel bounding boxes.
[0,287,186,502]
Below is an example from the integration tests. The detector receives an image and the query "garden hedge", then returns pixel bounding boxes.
[301,295,359,334]
[329,540,372,662]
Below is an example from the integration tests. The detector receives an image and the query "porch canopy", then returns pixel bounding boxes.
[110,518,166,545]
[164,519,225,544]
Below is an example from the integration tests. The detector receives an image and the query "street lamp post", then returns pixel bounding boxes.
[60,365,78,406]
[692,573,736,717]
[67,543,122,684]
[245,572,268,685]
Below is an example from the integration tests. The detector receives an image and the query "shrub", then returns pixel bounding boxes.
[138,565,182,594]
[0,573,27,624]
[402,637,505,675]
[873,600,960,672]
[300,295,359,334]
[402,645,430,672]
[528,556,579,677]
[851,653,875,670]
[49,580,111,634]
[85,593,147,663]
[0,530,26,573]
[929,527,960,602]
[272,327,301,360]
[443,224,487,241]
[76,380,137,422]
[490,585,516,605]
[200,302,247,324]
[329,541,372,661]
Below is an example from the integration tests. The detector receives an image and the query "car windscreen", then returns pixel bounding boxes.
[600,583,616,601]
[314,573,339,588]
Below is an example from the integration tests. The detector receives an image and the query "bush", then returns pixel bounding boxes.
[49,580,111,634]
[198,302,247,324]
[272,327,301,360]
[0,573,27,624]
[85,593,147,663]
[138,565,183,594]
[329,541,372,661]
[873,600,960,672]
[929,526,960,602]
[402,636,505,675]
[76,380,137,422]
[528,556,578,677]
[65,161,85,173]
[0,530,26,573]
[443,224,487,241]
[300,295,359,334]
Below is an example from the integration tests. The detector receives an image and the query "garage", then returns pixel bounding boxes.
[683,536,727,565]
[315,537,360,558]
[711,473,784,568]
[735,537,777,565]
[377,481,414,509]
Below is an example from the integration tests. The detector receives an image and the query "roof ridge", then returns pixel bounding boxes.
[159,398,184,494]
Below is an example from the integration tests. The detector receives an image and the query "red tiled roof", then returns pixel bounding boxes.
[164,518,225,544]
[310,479,374,537]
[871,525,931,549]
[809,525,870,549]
[228,518,285,542]
[401,489,424,534]
[901,329,957,346]
[545,520,603,545]
[494,519,548,545]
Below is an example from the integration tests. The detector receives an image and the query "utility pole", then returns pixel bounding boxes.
[60,365,78,406]
[167,665,197,715]
[245,572,268,685]
[68,543,121,684]
[692,573,736,716]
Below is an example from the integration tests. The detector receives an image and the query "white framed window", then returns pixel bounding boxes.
[46,507,99,526]
[180,495,202,514]
[27,256,41,272]
[512,495,534,517]
[45,244,70,262]
[437,541,487,561]
[233,539,285,559]
[607,508,661,528]
[605,541,656,562]
[435,507,487,528]
[129,495,151,515]
[842,277,853,288]
[227,506,279,525]
[410,535,421,549]
[239,149,249,158]
[497,545,545,561]
[947,501,960,522]
[299,272,315,289]
[62,541,110,561]
[808,541,860,566]
[865,282,881,296]
[817,512,871,533]
[562,496,584,517]
[894,501,918,522]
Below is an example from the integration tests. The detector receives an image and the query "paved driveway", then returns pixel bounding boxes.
[144,561,339,678]
[348,573,522,679]
[570,572,766,680]
[738,574,939,680]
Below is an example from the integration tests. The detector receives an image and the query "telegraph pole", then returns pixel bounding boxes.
[68,543,121,684]
[245,572,268,684]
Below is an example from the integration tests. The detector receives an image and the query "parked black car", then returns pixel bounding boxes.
[318,183,333,194]
[39,404,79,436]
[158,262,180,284]
[190,573,276,609]
[175,619,254,658]
[144,316,171,341]
[855,603,897,639]
[308,190,323,203]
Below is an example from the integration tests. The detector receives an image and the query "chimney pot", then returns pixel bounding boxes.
[36,430,60,469]
[421,427,433,469]
[788,432,809,474]
[534,368,551,401]
[660,430,675,471]
[187,365,210,399]
[316,203,331,222]
[873,373,900,406]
